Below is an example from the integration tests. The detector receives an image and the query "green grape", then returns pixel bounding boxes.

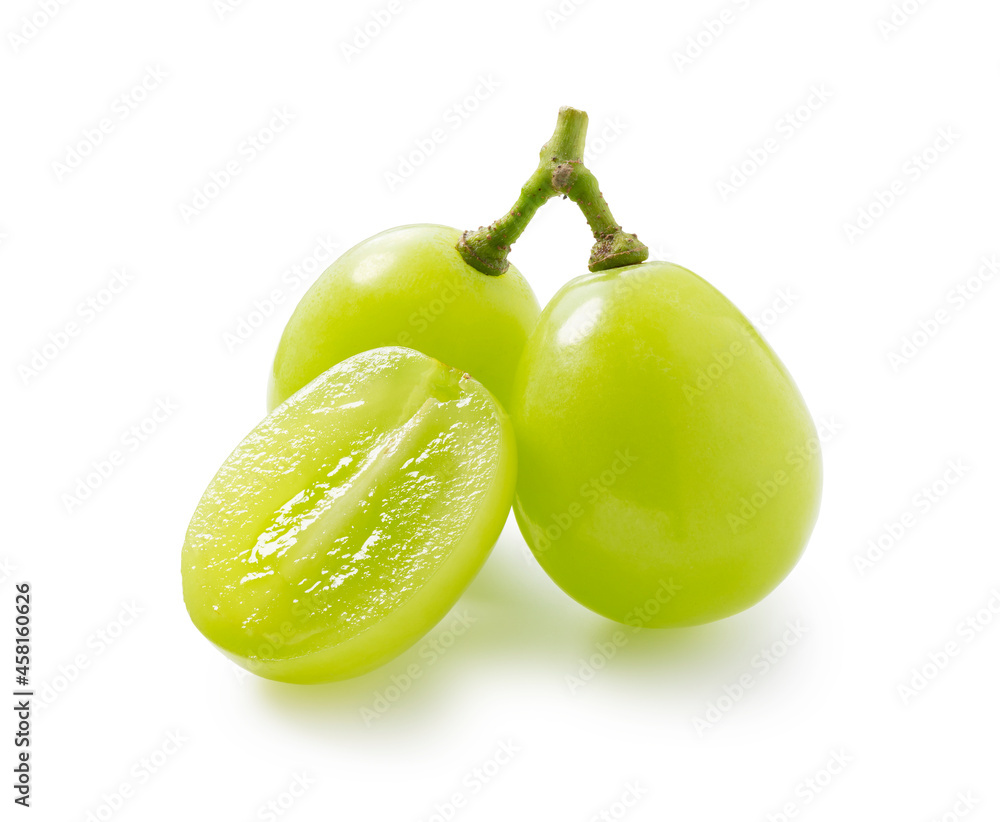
[511,262,822,627]
[183,347,516,682]
[268,224,540,410]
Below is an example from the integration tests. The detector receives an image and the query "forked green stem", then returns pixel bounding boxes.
[458,107,648,275]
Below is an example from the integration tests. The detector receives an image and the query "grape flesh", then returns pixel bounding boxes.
[183,347,516,682]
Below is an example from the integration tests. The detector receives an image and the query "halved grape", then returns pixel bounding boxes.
[182,347,515,683]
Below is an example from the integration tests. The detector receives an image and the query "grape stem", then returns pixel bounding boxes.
[458,106,648,275]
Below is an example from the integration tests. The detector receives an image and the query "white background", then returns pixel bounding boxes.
[3,0,999,819]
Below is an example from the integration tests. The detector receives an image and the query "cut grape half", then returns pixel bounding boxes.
[182,347,516,683]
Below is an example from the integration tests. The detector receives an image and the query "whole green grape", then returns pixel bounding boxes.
[183,347,516,682]
[511,262,822,627]
[268,224,540,410]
